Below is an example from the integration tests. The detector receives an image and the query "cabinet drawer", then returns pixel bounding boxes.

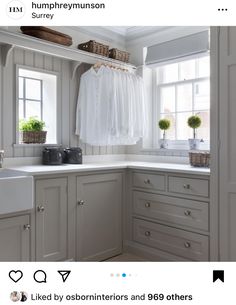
[133,218,209,261]
[133,191,209,231]
[133,172,165,191]
[168,176,209,198]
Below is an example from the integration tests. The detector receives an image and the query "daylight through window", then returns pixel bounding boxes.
[18,68,57,144]
[156,55,210,142]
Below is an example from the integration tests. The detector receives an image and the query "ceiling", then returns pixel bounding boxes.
[101,26,170,40]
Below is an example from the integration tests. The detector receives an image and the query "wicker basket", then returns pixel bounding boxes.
[109,48,130,63]
[21,131,47,144]
[78,40,109,57]
[189,151,210,167]
[20,26,73,46]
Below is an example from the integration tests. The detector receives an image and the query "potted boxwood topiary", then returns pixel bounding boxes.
[158,118,171,149]
[187,115,202,150]
[19,117,47,144]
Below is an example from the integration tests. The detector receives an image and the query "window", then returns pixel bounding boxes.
[155,55,210,148]
[17,67,58,144]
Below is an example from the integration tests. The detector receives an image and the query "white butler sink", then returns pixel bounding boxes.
[0,169,33,215]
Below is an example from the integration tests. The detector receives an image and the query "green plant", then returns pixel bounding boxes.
[187,115,201,139]
[19,117,45,132]
[158,119,171,139]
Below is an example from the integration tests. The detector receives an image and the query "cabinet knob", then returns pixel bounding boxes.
[183,184,190,189]
[78,200,85,206]
[144,179,150,184]
[24,224,31,230]
[145,202,151,208]
[37,205,45,212]
[184,210,191,216]
[145,231,151,237]
[184,242,191,248]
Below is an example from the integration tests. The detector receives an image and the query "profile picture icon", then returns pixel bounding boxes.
[20,291,28,302]
[10,291,21,302]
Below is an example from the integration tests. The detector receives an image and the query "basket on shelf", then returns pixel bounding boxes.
[20,131,47,144]
[189,151,210,167]
[109,48,130,63]
[78,40,109,57]
[20,26,73,46]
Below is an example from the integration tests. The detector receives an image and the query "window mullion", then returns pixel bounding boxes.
[175,84,177,140]
[40,79,43,121]
[23,77,26,119]
[192,81,195,114]
[158,77,208,88]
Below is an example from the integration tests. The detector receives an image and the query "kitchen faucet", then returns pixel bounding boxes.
[0,150,4,168]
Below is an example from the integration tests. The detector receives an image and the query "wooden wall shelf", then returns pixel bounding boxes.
[0,30,136,78]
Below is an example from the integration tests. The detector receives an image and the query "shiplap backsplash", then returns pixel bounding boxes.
[0,47,125,158]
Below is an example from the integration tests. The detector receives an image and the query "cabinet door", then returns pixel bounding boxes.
[0,215,30,261]
[218,27,236,260]
[76,173,122,261]
[35,178,68,261]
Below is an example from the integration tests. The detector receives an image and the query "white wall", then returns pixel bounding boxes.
[126,26,209,157]
[0,27,127,158]
[0,26,210,159]
[3,26,126,51]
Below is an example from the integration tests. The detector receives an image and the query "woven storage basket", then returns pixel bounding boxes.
[78,40,109,57]
[109,48,130,62]
[20,26,73,46]
[189,151,210,167]
[21,131,47,144]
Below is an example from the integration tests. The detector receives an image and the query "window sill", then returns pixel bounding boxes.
[142,140,210,153]
[13,143,62,148]
[141,148,210,152]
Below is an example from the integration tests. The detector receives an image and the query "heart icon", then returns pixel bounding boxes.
[9,270,23,283]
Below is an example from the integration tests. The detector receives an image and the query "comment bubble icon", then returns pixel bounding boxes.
[33,270,47,283]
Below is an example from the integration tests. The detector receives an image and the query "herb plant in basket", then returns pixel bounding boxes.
[19,117,47,144]
[187,115,202,150]
[158,118,171,149]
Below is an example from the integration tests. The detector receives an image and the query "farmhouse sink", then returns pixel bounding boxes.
[0,169,33,215]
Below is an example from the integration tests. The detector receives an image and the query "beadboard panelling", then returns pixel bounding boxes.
[0,48,124,158]
[0,48,3,150]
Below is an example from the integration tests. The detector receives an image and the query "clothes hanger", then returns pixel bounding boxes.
[93,62,129,73]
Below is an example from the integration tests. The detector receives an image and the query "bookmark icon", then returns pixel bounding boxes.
[213,270,224,283]
[58,270,71,283]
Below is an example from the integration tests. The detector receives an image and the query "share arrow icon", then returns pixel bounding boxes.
[58,270,71,283]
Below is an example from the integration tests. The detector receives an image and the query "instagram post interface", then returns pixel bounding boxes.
[0,0,236,304]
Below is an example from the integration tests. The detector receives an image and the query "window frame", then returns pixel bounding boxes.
[152,56,210,151]
[15,64,60,145]
[19,75,43,120]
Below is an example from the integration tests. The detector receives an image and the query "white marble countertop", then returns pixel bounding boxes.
[9,161,210,176]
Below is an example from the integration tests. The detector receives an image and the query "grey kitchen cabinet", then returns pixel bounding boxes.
[216,27,236,260]
[0,215,30,261]
[125,170,210,261]
[76,173,122,261]
[35,177,68,261]
[133,218,209,261]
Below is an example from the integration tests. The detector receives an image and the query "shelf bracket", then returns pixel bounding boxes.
[71,60,82,79]
[1,44,14,67]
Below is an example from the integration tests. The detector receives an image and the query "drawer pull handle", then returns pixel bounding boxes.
[184,242,191,248]
[145,231,151,237]
[23,224,31,230]
[37,205,45,212]
[78,200,85,206]
[145,202,151,208]
[183,184,190,189]
[144,179,150,184]
[184,210,191,216]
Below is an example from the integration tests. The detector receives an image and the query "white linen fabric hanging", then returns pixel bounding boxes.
[75,65,147,146]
